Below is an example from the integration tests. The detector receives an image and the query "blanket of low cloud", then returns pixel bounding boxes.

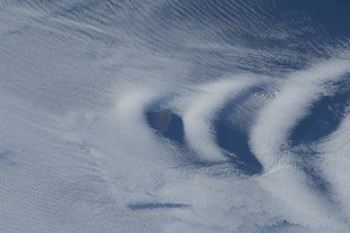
[1,1,350,233]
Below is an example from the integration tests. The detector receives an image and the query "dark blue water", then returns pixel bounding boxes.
[129,0,350,77]
[285,78,350,196]
[128,202,189,211]
[291,78,350,146]
[2,0,350,232]
[146,110,185,145]
[146,89,264,175]
[146,77,350,177]
[216,120,263,175]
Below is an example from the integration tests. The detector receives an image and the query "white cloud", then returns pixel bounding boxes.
[181,76,265,161]
[250,59,350,170]
[1,1,350,232]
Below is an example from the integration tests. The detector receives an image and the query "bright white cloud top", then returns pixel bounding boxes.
[1,1,350,233]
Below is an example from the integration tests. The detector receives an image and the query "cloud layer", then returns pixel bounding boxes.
[1,1,350,233]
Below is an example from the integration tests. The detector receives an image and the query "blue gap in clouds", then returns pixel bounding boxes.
[261,220,302,233]
[146,110,185,146]
[290,78,350,146]
[290,78,350,195]
[215,120,263,175]
[301,161,330,195]
[214,89,264,175]
[145,106,263,175]
[128,202,190,211]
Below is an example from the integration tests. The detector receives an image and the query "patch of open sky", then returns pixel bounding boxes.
[290,77,350,147]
